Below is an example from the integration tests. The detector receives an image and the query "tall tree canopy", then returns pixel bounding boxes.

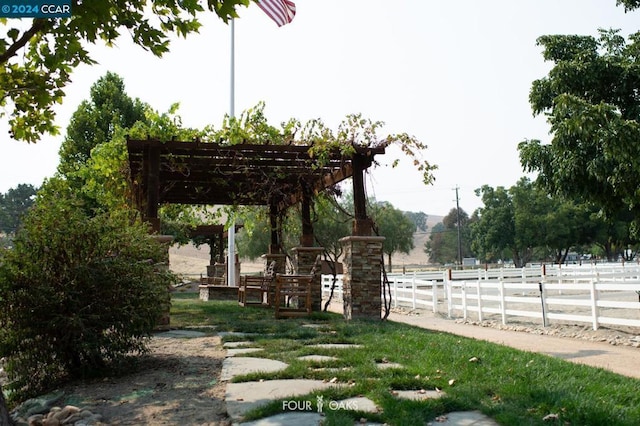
[424,207,472,265]
[58,72,146,178]
[518,28,640,221]
[0,183,37,234]
[0,0,250,142]
[370,201,416,272]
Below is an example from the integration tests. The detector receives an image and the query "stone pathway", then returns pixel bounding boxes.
[219,335,499,425]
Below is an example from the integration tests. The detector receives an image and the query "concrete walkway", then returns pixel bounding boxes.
[380,308,640,380]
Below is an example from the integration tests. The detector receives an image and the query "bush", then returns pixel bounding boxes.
[0,193,175,402]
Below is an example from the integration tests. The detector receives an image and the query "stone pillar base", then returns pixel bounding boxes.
[292,246,324,311]
[340,235,385,320]
[262,253,287,304]
[262,253,287,274]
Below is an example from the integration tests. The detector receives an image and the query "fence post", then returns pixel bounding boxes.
[412,272,417,309]
[539,282,547,327]
[432,280,438,313]
[589,278,599,330]
[498,279,506,325]
[393,278,398,308]
[476,280,483,322]
[461,282,468,321]
[446,278,453,319]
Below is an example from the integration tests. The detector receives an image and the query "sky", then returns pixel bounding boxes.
[1,1,639,217]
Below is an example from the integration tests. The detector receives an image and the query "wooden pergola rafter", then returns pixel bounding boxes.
[127,138,385,241]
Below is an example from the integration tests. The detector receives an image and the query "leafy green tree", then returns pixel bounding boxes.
[235,206,299,261]
[0,185,176,402]
[405,211,428,233]
[425,208,472,265]
[588,209,640,261]
[472,178,602,266]
[312,193,351,260]
[471,185,516,264]
[0,184,37,235]
[311,193,351,309]
[0,0,250,142]
[58,72,146,179]
[518,29,640,223]
[617,0,640,11]
[371,201,416,272]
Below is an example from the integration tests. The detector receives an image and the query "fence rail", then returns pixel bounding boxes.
[321,263,640,330]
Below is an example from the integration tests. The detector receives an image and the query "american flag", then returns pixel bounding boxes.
[257,0,296,27]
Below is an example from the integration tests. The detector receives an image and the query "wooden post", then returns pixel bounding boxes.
[269,202,280,254]
[144,144,161,233]
[352,154,372,236]
[300,188,314,246]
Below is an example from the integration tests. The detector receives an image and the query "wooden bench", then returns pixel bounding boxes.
[273,255,322,319]
[238,261,276,307]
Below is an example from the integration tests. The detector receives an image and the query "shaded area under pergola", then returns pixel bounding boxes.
[127,138,387,320]
[126,139,385,244]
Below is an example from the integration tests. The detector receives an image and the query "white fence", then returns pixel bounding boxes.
[321,263,640,330]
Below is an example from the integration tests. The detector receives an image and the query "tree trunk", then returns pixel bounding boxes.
[387,252,393,273]
[0,385,14,426]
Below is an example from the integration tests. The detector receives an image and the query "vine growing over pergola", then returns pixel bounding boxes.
[127,102,436,250]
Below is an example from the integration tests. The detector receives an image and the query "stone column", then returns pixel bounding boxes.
[263,253,287,305]
[292,246,324,311]
[340,235,385,320]
[263,253,287,274]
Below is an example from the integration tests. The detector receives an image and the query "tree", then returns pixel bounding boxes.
[471,185,517,265]
[58,72,146,178]
[518,29,640,223]
[0,183,38,235]
[617,0,640,11]
[310,193,351,310]
[425,208,473,265]
[404,211,428,233]
[371,201,416,272]
[0,184,176,402]
[0,0,250,142]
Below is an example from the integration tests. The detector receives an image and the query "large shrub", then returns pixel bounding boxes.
[0,192,175,401]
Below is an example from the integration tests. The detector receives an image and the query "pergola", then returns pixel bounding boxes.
[126,139,385,246]
[127,138,387,319]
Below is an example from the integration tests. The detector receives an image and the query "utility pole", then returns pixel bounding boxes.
[454,186,462,267]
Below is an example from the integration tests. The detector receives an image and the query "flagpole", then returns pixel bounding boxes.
[227,18,236,287]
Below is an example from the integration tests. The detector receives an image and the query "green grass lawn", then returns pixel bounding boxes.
[171,295,640,426]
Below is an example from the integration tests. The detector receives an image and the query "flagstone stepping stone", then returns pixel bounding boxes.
[376,362,403,369]
[308,343,363,349]
[311,367,353,373]
[223,341,256,348]
[221,357,288,381]
[154,329,207,338]
[301,323,325,328]
[426,410,499,426]
[391,389,444,401]
[227,347,265,357]
[297,355,338,362]
[226,379,343,422]
[218,331,257,338]
[238,411,324,425]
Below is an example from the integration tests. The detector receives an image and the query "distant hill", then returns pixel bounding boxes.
[390,214,443,271]
[169,214,446,276]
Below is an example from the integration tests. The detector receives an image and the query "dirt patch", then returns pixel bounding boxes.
[4,332,230,426]
[60,333,229,425]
